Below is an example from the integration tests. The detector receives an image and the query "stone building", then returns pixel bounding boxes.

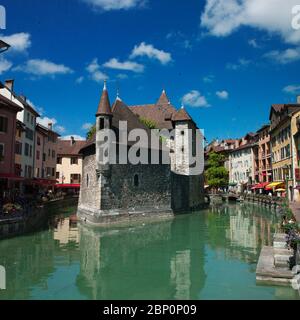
[78,84,205,224]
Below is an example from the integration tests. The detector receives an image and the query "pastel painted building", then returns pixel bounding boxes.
[0,92,22,195]
[56,137,86,185]
[228,134,258,192]
[35,123,60,182]
[270,104,300,201]
[0,80,40,179]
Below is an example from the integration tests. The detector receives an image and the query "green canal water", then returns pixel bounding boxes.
[0,204,299,300]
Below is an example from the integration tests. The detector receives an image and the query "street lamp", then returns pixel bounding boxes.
[283,164,289,203]
[0,40,10,53]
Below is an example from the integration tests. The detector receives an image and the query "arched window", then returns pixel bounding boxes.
[134,174,139,187]
[86,174,89,187]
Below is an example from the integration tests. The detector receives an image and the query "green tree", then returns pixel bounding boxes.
[205,152,229,190]
[86,125,96,140]
[139,117,157,129]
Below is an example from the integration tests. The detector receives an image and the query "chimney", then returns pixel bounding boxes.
[71,136,75,145]
[297,96,300,104]
[48,123,53,131]
[5,79,14,92]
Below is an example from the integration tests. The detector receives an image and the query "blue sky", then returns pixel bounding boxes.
[1,0,300,142]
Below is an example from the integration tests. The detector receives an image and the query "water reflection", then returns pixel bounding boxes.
[0,204,298,300]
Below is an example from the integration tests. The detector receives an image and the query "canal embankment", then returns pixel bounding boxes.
[0,196,78,240]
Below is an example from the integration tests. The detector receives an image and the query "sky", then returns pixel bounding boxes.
[1,0,300,142]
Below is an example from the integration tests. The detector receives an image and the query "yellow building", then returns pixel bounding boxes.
[56,137,86,185]
[291,109,300,201]
[270,104,300,201]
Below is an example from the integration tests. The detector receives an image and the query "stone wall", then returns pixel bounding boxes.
[108,164,172,211]
[79,152,101,211]
[171,173,205,212]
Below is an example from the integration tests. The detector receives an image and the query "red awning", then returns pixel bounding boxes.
[0,173,24,181]
[251,182,270,190]
[32,179,58,186]
[55,184,81,189]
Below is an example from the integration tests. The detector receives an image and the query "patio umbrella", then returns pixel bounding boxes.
[276,188,286,192]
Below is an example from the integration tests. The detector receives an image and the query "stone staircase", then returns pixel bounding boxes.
[256,233,300,292]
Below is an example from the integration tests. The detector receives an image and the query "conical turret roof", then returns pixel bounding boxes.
[96,82,112,116]
[156,89,170,105]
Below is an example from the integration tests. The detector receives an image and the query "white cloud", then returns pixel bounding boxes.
[216,90,229,99]
[203,74,215,83]
[264,48,300,64]
[76,76,84,84]
[0,57,12,74]
[14,59,73,76]
[283,84,300,94]
[37,116,57,127]
[200,0,300,45]
[82,122,93,130]
[83,0,147,11]
[117,73,129,79]
[55,126,66,134]
[226,58,251,70]
[130,42,172,65]
[86,58,108,82]
[60,135,86,141]
[182,90,209,107]
[103,58,144,72]
[37,115,65,134]
[248,39,260,48]
[0,33,31,52]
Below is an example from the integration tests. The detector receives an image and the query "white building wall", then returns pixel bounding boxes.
[229,147,253,192]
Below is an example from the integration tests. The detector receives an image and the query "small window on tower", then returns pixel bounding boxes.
[134,174,139,187]
[87,174,89,187]
[99,118,105,130]
[181,130,185,136]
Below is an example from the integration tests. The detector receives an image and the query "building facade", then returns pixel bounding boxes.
[0,94,23,196]
[56,137,85,185]
[257,124,272,183]
[78,85,205,224]
[291,109,300,202]
[35,123,60,182]
[0,80,40,180]
[228,134,258,192]
[270,104,300,201]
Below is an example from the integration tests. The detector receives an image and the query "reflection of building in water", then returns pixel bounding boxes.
[77,215,206,300]
[170,250,191,300]
[225,205,273,260]
[53,217,79,245]
[226,214,257,253]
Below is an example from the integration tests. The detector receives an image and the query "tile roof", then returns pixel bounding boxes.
[57,139,87,156]
[172,107,192,122]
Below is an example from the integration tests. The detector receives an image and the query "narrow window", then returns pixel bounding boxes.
[87,174,89,187]
[134,174,139,187]
[99,118,105,130]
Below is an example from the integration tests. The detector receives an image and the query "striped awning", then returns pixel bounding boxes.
[265,181,284,190]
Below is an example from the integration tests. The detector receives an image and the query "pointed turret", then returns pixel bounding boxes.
[172,106,192,122]
[157,89,170,105]
[96,81,112,116]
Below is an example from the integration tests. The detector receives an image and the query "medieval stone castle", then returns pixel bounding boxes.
[78,83,205,224]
